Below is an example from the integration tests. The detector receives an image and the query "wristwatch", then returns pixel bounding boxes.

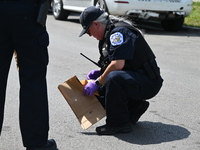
[95,78,103,88]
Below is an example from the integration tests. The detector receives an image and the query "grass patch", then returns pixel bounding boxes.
[184,2,200,27]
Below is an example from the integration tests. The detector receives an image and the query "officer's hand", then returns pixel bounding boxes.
[86,69,101,80]
[83,80,98,96]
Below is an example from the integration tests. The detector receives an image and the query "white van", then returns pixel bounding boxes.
[51,0,193,31]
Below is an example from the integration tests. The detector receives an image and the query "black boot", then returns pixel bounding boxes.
[26,139,58,150]
[96,123,133,135]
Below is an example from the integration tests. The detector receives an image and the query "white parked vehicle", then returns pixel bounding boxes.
[52,0,193,31]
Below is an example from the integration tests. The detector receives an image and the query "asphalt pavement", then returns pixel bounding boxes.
[0,14,200,150]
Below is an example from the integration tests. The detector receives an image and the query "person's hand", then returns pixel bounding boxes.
[83,80,98,96]
[86,69,101,80]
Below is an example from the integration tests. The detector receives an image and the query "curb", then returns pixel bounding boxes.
[182,25,200,33]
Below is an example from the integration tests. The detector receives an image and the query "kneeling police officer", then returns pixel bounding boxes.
[79,6,163,135]
[0,0,58,149]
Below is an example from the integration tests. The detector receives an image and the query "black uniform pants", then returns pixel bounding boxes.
[99,70,163,127]
[0,1,49,147]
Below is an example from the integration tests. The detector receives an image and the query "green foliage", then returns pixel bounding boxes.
[184,2,200,27]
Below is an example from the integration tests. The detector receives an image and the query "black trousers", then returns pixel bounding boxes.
[0,1,49,147]
[98,70,163,127]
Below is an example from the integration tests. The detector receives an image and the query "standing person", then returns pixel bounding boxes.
[79,6,163,135]
[0,0,58,149]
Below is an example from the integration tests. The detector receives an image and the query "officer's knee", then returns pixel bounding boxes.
[106,71,123,83]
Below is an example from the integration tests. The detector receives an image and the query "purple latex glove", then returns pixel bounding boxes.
[83,80,98,96]
[86,69,101,80]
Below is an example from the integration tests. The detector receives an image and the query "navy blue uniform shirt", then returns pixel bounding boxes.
[108,26,137,61]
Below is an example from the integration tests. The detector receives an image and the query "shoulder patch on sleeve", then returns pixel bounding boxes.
[110,32,123,46]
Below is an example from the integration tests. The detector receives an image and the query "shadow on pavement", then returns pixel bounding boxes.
[114,121,190,145]
[134,20,200,37]
[81,121,190,145]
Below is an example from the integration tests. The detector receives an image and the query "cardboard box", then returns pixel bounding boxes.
[58,76,106,129]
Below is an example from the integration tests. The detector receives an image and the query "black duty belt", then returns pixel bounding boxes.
[143,59,160,80]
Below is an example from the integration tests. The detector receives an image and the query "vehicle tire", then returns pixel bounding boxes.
[161,17,184,31]
[52,0,70,20]
[95,0,109,14]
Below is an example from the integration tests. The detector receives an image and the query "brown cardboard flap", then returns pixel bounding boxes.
[58,76,106,129]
